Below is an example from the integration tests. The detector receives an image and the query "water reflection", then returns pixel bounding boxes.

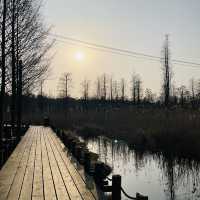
[83,136,200,200]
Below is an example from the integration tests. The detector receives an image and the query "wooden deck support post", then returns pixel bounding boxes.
[56,129,60,137]
[0,148,5,168]
[71,140,78,155]
[59,130,63,141]
[84,151,91,172]
[112,175,121,200]
[74,142,85,160]
[81,147,88,165]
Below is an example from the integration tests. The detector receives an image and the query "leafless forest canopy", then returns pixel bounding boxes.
[0,0,53,141]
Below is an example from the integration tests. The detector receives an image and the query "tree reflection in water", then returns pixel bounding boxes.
[84,136,200,200]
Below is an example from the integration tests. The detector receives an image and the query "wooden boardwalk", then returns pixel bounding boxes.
[0,126,101,200]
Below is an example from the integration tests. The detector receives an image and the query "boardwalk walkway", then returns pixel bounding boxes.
[0,126,100,200]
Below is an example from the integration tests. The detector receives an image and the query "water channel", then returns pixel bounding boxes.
[82,136,200,200]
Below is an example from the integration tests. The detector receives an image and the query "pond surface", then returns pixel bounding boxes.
[83,136,200,200]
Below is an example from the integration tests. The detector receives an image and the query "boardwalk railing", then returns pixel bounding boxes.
[0,123,29,168]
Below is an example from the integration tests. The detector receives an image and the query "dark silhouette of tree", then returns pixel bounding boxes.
[113,80,119,100]
[82,78,90,101]
[16,60,22,138]
[58,73,72,98]
[0,0,7,141]
[96,76,101,100]
[120,78,125,101]
[189,78,196,107]
[190,79,195,100]
[11,0,17,136]
[171,84,178,105]
[0,0,53,140]
[177,85,187,107]
[144,88,154,103]
[110,76,113,101]
[196,79,200,103]
[102,73,107,100]
[131,73,136,104]
[131,73,141,104]
[162,35,172,107]
[136,78,142,104]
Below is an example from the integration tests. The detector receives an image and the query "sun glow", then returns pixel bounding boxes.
[75,51,84,61]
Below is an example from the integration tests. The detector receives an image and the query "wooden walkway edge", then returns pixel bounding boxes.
[0,126,102,200]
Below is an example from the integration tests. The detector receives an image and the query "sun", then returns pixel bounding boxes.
[75,51,84,61]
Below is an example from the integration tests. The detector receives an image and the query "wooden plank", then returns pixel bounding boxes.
[19,127,37,200]
[1,126,102,200]
[60,134,104,199]
[40,128,57,200]
[46,128,96,200]
[43,128,82,200]
[43,128,70,200]
[52,130,107,200]
[0,128,33,200]
[73,163,107,200]
[7,128,35,200]
[32,127,44,200]
[55,137,100,198]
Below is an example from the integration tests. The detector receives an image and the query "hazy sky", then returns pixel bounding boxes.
[42,0,200,98]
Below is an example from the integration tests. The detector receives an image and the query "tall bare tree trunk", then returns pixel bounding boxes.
[11,0,16,136]
[190,78,195,108]
[96,77,101,100]
[0,0,7,143]
[16,61,22,140]
[137,80,141,104]
[16,0,21,140]
[163,35,171,107]
[110,77,113,101]
[133,87,136,104]
[121,78,125,101]
[131,74,138,104]
[102,74,107,100]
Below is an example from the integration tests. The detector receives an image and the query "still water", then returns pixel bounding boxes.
[83,136,200,200]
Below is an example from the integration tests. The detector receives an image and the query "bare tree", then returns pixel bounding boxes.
[177,85,187,107]
[196,79,200,100]
[144,88,154,103]
[82,78,90,101]
[3,0,53,94]
[101,73,107,100]
[0,0,7,141]
[0,0,53,139]
[120,78,125,101]
[162,35,172,107]
[131,73,139,104]
[96,76,101,100]
[136,78,142,104]
[58,73,72,98]
[11,0,17,135]
[110,76,113,101]
[113,80,119,100]
[171,83,178,105]
[189,78,195,106]
[16,60,22,136]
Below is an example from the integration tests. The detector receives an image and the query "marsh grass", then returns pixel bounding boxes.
[23,107,200,159]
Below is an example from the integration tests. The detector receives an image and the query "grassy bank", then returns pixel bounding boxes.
[24,107,200,160]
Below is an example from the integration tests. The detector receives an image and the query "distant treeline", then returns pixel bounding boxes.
[2,90,200,124]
